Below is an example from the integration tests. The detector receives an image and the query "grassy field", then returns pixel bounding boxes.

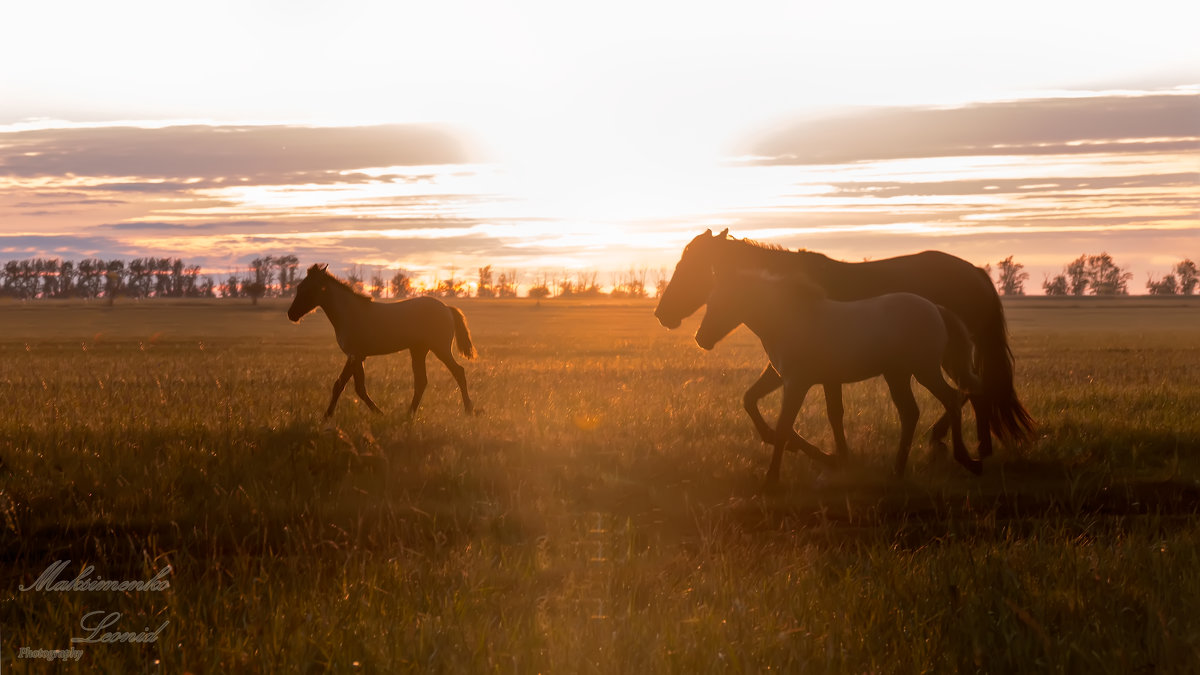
[1,295,1199,673]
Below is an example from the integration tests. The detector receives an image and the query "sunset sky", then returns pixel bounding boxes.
[1,0,1197,293]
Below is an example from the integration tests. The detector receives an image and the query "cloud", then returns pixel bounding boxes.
[0,233,124,257]
[0,124,472,181]
[824,173,1199,199]
[745,92,1200,165]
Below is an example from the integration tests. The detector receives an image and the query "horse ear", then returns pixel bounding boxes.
[717,228,729,238]
[320,263,328,271]
[703,228,713,236]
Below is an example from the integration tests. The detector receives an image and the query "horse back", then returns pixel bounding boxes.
[343,295,456,356]
[806,250,996,332]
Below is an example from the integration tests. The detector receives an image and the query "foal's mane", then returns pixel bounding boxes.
[314,266,374,301]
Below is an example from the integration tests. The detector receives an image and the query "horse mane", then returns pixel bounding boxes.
[716,235,832,268]
[735,236,790,252]
[312,265,374,301]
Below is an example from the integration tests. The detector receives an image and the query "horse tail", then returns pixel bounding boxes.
[938,305,982,395]
[448,306,478,359]
[974,280,1035,443]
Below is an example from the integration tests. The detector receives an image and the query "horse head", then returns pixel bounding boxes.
[654,228,728,329]
[287,264,329,322]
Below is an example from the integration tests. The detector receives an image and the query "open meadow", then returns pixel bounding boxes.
[2,296,1199,673]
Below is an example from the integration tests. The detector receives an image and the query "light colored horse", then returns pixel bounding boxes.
[287,264,476,418]
[694,267,982,487]
[656,229,1033,460]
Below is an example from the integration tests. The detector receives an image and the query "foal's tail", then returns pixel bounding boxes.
[938,305,983,396]
[448,306,478,359]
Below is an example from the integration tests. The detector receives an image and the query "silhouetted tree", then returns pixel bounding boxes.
[528,271,551,299]
[1147,274,1178,295]
[344,265,364,294]
[653,267,669,298]
[276,255,299,296]
[369,269,385,299]
[222,270,241,298]
[477,265,494,298]
[1065,256,1089,296]
[496,269,519,298]
[1043,274,1068,296]
[575,270,601,297]
[56,259,76,298]
[995,256,1028,296]
[1176,259,1198,295]
[1084,253,1132,296]
[77,258,102,298]
[104,260,125,305]
[389,270,412,298]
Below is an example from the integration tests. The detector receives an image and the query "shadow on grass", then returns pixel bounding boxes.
[0,420,530,568]
[553,427,1200,548]
[2,422,1198,566]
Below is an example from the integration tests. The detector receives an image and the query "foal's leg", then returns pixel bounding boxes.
[351,358,382,413]
[744,368,850,458]
[883,372,920,476]
[743,365,782,443]
[408,347,429,416]
[929,393,983,462]
[765,383,837,487]
[325,357,356,418]
[433,347,474,414]
[915,369,983,475]
[766,383,808,488]
[823,383,850,458]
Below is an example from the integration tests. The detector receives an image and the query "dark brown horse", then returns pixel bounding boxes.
[696,267,983,486]
[655,229,1034,457]
[287,264,476,418]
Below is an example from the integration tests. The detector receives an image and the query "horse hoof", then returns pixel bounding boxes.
[960,459,984,476]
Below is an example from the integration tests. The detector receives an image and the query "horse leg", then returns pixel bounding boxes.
[916,369,983,475]
[765,383,809,488]
[351,358,382,413]
[884,372,920,477]
[743,365,782,444]
[325,357,356,418]
[972,395,994,459]
[765,383,837,486]
[928,408,952,463]
[408,347,429,416]
[823,383,850,459]
[433,347,474,414]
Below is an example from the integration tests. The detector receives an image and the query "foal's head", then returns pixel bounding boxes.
[287,264,331,322]
[694,266,755,351]
[654,228,728,329]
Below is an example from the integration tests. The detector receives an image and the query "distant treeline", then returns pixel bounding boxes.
[988,254,1197,297]
[0,255,662,302]
[2,252,1194,301]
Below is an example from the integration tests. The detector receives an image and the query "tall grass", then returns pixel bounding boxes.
[1,297,1198,672]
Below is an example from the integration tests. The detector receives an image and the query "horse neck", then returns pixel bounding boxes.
[728,286,817,346]
[317,284,364,326]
